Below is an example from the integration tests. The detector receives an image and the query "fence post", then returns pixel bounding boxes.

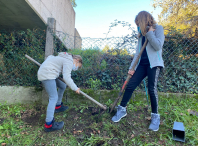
[45,18,56,59]
[42,18,56,105]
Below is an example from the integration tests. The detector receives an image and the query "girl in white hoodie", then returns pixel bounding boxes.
[37,52,82,132]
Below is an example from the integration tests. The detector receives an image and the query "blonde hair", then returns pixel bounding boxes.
[72,55,82,64]
[68,53,83,68]
[135,11,156,37]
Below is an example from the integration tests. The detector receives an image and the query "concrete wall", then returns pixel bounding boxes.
[0,86,196,105]
[26,0,77,49]
[74,28,82,49]
[0,86,42,104]
[0,0,46,30]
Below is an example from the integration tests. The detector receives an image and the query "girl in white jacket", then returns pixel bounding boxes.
[37,52,82,132]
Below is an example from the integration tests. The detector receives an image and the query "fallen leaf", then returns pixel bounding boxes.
[77,130,82,133]
[73,131,77,135]
[131,134,134,138]
[164,112,168,114]
[146,117,151,120]
[187,109,191,113]
[158,140,164,145]
[74,117,79,120]
[59,133,61,137]
[98,130,100,134]
[103,136,110,139]
[1,143,6,146]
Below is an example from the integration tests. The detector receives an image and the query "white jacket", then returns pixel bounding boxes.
[37,52,78,91]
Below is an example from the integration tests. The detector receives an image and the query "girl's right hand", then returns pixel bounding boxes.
[128,70,135,76]
[148,26,155,32]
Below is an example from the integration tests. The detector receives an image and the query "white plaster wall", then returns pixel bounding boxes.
[25,0,76,49]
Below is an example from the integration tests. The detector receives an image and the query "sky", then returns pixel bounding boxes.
[74,0,162,38]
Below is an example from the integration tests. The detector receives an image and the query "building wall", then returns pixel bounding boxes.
[74,28,82,49]
[26,0,78,49]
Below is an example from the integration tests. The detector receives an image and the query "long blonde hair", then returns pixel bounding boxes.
[135,11,156,37]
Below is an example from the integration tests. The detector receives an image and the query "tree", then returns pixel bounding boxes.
[102,45,130,55]
[102,45,112,53]
[70,0,77,8]
[152,0,198,37]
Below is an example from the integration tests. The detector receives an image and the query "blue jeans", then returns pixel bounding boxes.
[42,79,66,122]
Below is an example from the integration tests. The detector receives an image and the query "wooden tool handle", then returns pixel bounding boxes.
[110,39,148,113]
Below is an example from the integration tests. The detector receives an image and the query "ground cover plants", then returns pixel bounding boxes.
[0,93,198,146]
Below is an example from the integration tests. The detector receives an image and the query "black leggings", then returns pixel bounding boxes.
[120,64,161,113]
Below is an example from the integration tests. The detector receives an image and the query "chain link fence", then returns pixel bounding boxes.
[0,28,197,94]
[0,29,46,88]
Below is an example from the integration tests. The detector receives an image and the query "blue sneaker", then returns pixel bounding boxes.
[55,102,69,113]
[112,105,127,122]
[149,113,160,131]
[44,119,64,132]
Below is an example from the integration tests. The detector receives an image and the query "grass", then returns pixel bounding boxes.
[0,93,198,146]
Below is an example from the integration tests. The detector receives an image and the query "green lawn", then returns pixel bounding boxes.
[0,94,198,146]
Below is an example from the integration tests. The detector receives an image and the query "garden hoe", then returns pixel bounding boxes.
[25,54,107,111]
[110,39,148,113]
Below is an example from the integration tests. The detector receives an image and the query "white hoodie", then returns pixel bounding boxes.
[37,52,78,91]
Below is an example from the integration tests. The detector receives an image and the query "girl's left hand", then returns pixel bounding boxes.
[148,26,155,32]
[76,88,80,94]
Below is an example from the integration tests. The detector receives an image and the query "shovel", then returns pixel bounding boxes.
[25,54,107,110]
[110,39,148,113]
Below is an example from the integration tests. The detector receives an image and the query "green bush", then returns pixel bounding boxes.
[68,48,132,90]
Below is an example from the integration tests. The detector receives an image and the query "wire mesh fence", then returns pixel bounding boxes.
[0,28,197,94]
[0,29,46,88]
